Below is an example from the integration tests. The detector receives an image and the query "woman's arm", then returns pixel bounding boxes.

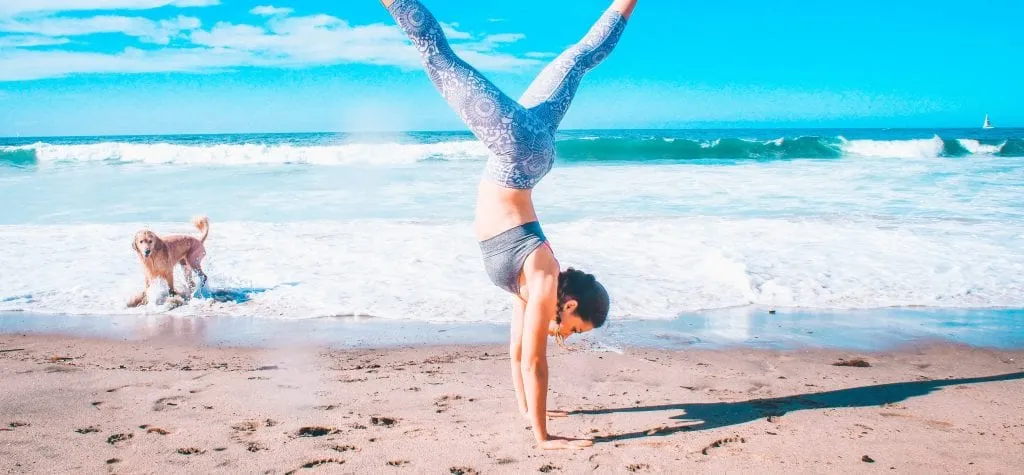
[514,296,571,420]
[510,297,530,416]
[520,246,593,449]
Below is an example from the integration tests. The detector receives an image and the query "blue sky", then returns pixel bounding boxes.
[0,0,1020,136]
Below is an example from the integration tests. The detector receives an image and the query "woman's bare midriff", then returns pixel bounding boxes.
[474,178,539,241]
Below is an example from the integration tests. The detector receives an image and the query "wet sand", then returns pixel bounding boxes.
[1,333,1022,473]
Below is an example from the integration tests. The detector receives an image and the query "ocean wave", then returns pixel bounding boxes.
[0,141,490,166]
[998,138,1024,157]
[1,135,1021,166]
[1,218,1022,321]
[555,136,844,161]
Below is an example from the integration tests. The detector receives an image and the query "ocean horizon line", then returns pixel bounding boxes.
[2,125,1020,141]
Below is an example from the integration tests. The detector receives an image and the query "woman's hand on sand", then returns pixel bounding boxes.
[537,436,594,450]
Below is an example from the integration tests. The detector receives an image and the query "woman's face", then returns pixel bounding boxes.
[549,300,595,347]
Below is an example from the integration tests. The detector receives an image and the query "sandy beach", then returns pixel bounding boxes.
[1,333,1022,474]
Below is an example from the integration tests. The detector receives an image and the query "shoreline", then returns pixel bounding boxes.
[3,307,1023,352]
[1,333,1021,473]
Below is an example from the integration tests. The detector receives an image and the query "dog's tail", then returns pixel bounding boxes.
[192,215,210,243]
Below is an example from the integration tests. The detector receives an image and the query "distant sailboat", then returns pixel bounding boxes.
[983,114,994,129]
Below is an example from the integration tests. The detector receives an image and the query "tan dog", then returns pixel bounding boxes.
[128,216,210,308]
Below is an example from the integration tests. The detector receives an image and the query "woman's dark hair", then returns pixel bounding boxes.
[557,267,609,328]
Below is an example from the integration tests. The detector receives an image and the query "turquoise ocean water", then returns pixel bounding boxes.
[2,128,1022,349]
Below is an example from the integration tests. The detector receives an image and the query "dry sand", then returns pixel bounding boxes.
[1,333,1022,474]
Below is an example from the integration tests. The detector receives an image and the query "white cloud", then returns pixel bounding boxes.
[0,15,201,44]
[525,51,556,59]
[190,15,419,66]
[0,46,246,81]
[189,14,541,70]
[250,5,293,17]
[440,22,471,40]
[0,0,218,16]
[0,35,70,48]
[0,10,548,81]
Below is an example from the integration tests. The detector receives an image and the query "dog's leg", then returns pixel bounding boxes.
[127,291,147,308]
[127,276,152,308]
[164,271,178,298]
[188,253,209,290]
[165,295,186,310]
[193,264,208,289]
[181,260,196,294]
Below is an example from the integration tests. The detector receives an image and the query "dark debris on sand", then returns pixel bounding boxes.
[371,416,398,427]
[106,433,133,446]
[834,358,872,368]
[297,426,338,437]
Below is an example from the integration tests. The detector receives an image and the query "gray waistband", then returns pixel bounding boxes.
[479,222,547,295]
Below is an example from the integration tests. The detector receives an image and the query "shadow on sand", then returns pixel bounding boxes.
[573,371,1024,443]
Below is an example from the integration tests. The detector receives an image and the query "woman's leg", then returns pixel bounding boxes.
[517,0,635,130]
[383,0,524,157]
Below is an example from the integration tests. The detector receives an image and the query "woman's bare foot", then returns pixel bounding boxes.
[538,436,594,450]
[611,0,638,19]
[380,0,396,8]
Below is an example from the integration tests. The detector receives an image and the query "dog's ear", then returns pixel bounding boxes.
[131,236,139,253]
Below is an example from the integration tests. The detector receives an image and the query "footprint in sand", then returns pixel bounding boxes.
[450,467,479,475]
[177,447,205,456]
[284,459,345,474]
[75,426,100,434]
[231,421,260,432]
[387,460,410,467]
[701,436,746,455]
[539,463,560,473]
[626,463,651,472]
[232,419,277,432]
[332,445,357,453]
[435,394,462,413]
[153,396,186,411]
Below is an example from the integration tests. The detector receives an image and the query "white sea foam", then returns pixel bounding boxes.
[840,135,945,158]
[1,136,1013,165]
[1,217,1022,321]
[956,139,1003,155]
[2,141,490,165]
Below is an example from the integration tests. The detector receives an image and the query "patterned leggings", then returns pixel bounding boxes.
[386,0,627,189]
